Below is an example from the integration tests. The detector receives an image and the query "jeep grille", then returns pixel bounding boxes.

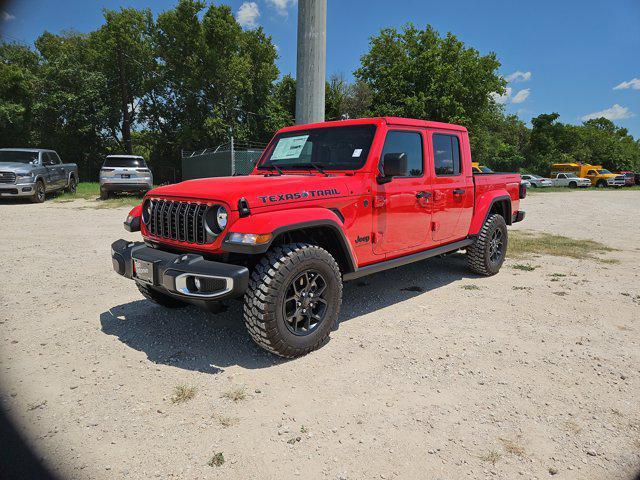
[146,199,209,244]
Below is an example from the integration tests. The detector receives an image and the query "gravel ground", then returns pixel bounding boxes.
[0,191,639,480]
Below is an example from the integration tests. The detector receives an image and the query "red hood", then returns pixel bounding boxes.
[148,174,350,210]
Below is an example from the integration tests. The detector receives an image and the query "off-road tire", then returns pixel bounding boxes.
[67,176,77,193]
[467,214,508,276]
[137,283,187,309]
[100,188,110,200]
[31,180,46,203]
[244,243,342,358]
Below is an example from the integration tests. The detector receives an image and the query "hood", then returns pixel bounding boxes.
[148,174,350,210]
[0,162,34,173]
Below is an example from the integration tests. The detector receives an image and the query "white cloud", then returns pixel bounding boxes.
[236,2,260,28]
[505,70,532,83]
[580,104,634,121]
[1,11,16,21]
[613,78,640,90]
[267,0,297,17]
[511,89,530,104]
[490,86,512,105]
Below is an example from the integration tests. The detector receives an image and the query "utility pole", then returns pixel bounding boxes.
[115,39,133,154]
[295,0,327,125]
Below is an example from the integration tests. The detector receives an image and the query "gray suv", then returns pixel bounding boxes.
[0,148,78,203]
[99,155,153,199]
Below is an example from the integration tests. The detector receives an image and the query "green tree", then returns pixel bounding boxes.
[355,24,505,130]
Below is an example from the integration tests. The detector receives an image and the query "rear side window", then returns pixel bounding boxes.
[103,157,147,168]
[433,134,461,176]
[380,131,423,177]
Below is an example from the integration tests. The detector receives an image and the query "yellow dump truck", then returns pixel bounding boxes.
[550,163,625,188]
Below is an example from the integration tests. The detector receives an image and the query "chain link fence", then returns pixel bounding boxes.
[181,140,266,181]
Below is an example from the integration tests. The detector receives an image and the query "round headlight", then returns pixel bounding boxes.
[142,199,152,224]
[204,205,228,235]
[216,206,228,230]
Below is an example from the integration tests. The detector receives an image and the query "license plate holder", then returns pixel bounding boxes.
[133,258,155,285]
[121,174,131,179]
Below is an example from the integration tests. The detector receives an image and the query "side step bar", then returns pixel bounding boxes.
[343,238,474,281]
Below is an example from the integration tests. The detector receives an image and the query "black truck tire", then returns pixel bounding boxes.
[137,283,187,309]
[467,213,508,276]
[244,243,342,358]
[67,176,77,193]
[100,188,110,200]
[30,180,46,203]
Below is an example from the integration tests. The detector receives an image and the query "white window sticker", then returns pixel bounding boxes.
[352,148,363,158]
[271,135,309,160]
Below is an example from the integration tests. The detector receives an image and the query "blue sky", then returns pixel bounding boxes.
[1,0,639,136]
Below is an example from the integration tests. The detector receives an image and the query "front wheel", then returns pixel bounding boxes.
[244,243,342,358]
[67,176,77,193]
[30,180,46,203]
[596,180,607,188]
[467,214,508,276]
[568,181,577,188]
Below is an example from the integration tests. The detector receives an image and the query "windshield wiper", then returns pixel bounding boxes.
[298,162,329,176]
[264,164,284,176]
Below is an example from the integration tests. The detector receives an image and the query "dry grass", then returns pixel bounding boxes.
[461,284,481,290]
[170,385,197,404]
[207,452,225,467]
[222,386,247,402]
[510,230,617,263]
[511,263,537,271]
[499,438,526,457]
[217,415,240,428]
[479,450,502,465]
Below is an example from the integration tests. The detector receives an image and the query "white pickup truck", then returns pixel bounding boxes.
[550,172,591,188]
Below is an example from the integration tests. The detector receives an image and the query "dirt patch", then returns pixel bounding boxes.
[1,191,639,479]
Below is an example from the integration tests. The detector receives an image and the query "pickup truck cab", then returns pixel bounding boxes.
[0,148,78,203]
[111,117,525,357]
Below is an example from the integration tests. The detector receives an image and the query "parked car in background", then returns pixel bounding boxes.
[521,174,553,188]
[550,172,591,188]
[551,163,625,188]
[618,171,636,186]
[99,155,152,200]
[0,148,78,203]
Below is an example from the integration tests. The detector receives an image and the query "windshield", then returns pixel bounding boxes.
[0,151,39,163]
[597,169,612,175]
[259,125,377,171]
[103,157,147,168]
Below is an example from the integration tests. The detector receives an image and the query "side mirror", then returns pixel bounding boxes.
[378,152,408,184]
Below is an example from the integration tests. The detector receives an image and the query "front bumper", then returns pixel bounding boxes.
[111,239,249,307]
[0,181,36,197]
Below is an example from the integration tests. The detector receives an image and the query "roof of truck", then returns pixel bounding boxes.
[0,148,56,153]
[279,117,468,133]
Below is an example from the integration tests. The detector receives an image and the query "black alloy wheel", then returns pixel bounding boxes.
[283,270,329,336]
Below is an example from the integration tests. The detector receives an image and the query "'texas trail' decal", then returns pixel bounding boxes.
[258,189,340,204]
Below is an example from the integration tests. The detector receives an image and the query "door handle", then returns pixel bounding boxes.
[415,191,432,199]
[453,189,466,195]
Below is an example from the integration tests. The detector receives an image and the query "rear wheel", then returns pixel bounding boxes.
[136,283,187,308]
[244,243,342,358]
[568,181,577,188]
[100,188,110,200]
[30,180,46,203]
[467,214,508,276]
[596,180,607,188]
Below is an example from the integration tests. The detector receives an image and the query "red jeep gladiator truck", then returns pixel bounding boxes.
[112,117,525,357]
